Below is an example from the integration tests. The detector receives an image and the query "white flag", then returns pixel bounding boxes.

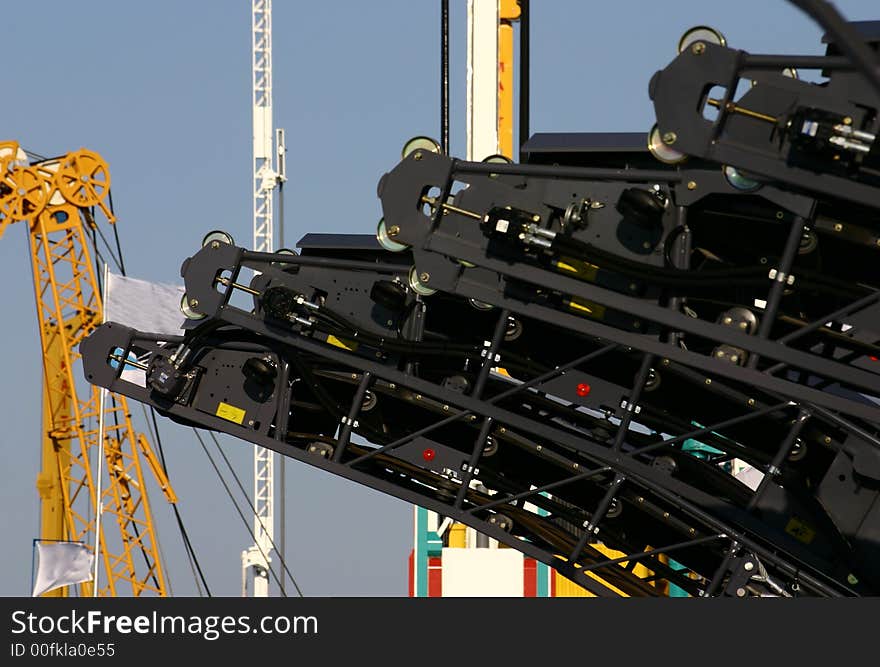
[32,542,94,597]
[104,272,185,336]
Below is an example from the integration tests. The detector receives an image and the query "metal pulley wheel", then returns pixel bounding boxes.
[0,166,51,221]
[377,218,409,252]
[647,124,687,165]
[401,136,442,159]
[53,149,113,219]
[201,230,235,247]
[408,266,436,296]
[180,293,207,320]
[271,247,297,268]
[677,25,726,53]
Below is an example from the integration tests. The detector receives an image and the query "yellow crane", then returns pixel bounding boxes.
[0,141,175,596]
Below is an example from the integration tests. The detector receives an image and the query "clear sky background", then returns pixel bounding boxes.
[1,0,877,597]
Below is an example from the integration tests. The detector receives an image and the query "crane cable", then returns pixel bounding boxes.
[203,430,304,597]
[191,429,295,597]
[140,405,208,597]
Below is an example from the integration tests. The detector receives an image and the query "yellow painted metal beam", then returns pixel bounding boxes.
[498,0,521,158]
[2,146,173,596]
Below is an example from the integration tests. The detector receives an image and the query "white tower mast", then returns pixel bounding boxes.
[242,0,277,598]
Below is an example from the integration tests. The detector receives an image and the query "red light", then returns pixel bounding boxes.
[576,383,591,397]
[871,356,878,362]
[423,448,436,461]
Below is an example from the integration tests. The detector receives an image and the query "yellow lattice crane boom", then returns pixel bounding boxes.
[0,141,175,596]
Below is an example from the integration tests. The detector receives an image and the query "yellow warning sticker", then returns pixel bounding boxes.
[327,334,358,352]
[785,517,816,544]
[216,402,246,425]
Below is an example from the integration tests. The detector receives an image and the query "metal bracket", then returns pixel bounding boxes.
[768,268,796,285]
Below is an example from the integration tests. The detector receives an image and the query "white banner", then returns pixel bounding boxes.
[104,272,185,336]
[32,542,94,597]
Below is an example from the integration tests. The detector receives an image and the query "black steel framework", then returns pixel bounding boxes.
[80,0,880,597]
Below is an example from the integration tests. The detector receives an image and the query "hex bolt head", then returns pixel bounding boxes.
[691,41,706,55]
[744,561,754,572]
[662,131,677,145]
[736,587,747,597]
[419,272,430,283]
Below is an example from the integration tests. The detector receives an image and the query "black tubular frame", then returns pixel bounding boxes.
[79,0,880,598]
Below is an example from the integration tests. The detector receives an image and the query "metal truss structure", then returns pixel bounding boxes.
[1,143,173,596]
[82,4,880,596]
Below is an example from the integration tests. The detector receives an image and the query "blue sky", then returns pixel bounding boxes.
[1,0,877,597]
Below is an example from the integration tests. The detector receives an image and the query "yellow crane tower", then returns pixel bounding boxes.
[0,141,175,596]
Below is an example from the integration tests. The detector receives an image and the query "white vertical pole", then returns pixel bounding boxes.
[247,0,277,598]
[93,262,111,596]
[465,0,501,551]
[466,0,499,161]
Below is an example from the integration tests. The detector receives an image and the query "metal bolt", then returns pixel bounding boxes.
[662,131,677,145]
[413,151,422,161]
[824,436,832,445]
[248,420,254,426]
[687,180,697,190]
[691,41,706,55]
[211,241,220,249]
[744,561,754,572]
[662,358,670,366]
[442,405,449,412]
[663,512,669,519]
[536,445,542,451]
[689,527,696,535]
[847,573,859,585]
[419,272,430,283]
[637,496,644,503]
[415,394,422,401]
[189,299,198,308]
[532,215,541,222]
[736,587,747,597]
[723,316,733,325]
[834,223,843,232]
[843,116,852,125]
[388,225,400,237]
[730,355,739,364]
[747,398,756,406]
[705,378,712,385]
[573,463,579,469]
[498,427,506,434]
